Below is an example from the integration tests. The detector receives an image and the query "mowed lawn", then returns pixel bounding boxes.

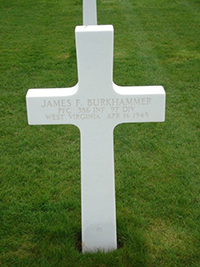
[0,0,199,266]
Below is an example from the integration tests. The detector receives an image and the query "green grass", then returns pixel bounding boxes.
[0,0,199,266]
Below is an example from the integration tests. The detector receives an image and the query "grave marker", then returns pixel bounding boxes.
[83,0,97,25]
[26,2,165,254]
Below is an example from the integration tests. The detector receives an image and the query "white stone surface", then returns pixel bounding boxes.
[83,0,97,25]
[26,25,166,253]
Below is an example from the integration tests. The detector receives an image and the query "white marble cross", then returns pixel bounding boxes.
[83,0,97,25]
[26,25,165,252]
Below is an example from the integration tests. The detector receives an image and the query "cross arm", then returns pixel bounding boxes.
[113,83,166,124]
[26,84,79,125]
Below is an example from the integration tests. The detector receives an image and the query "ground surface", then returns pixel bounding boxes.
[0,0,199,266]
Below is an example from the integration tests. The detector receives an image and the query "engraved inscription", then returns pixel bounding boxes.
[42,99,71,108]
[68,114,100,120]
[46,115,64,120]
[87,98,151,107]
[42,97,152,121]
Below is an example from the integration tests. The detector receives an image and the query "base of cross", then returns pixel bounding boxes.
[26,24,165,253]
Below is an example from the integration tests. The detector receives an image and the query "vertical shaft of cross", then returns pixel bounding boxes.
[81,125,117,252]
[75,25,117,252]
[83,0,97,25]
[75,25,113,96]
